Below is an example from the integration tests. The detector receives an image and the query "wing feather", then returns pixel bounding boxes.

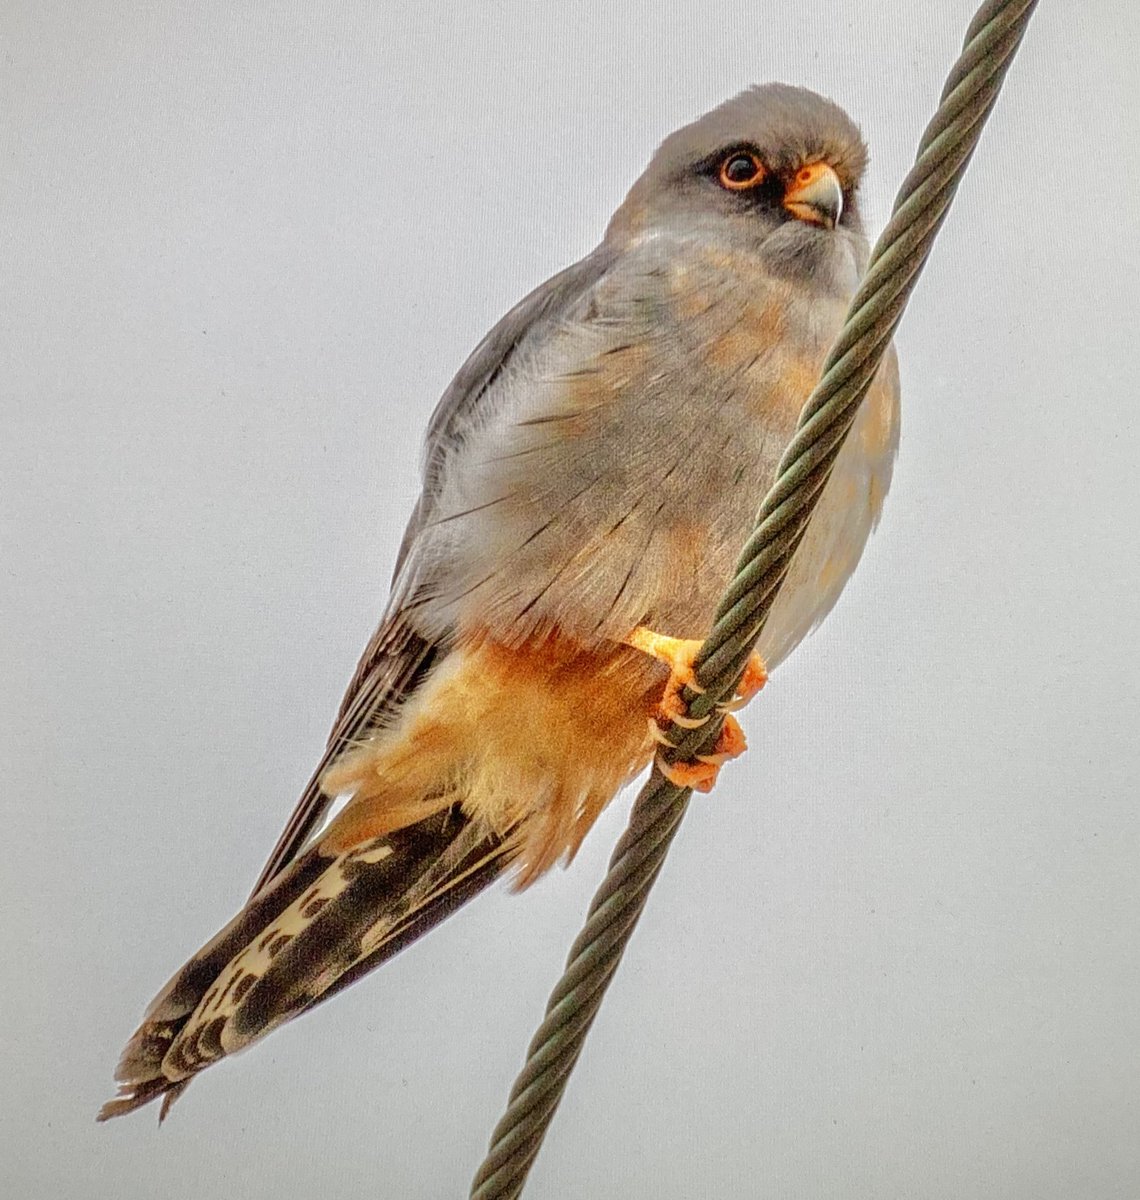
[250,245,616,894]
[99,808,518,1120]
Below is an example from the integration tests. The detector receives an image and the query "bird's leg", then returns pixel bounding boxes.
[624,626,768,720]
[623,626,768,792]
[624,627,708,726]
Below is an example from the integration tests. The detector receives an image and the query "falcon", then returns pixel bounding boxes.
[100,82,899,1122]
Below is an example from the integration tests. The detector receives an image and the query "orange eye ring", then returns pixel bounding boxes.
[718,151,765,190]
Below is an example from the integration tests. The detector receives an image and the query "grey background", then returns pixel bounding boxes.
[3,2,1138,1197]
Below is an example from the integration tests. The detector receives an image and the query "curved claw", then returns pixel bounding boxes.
[695,714,747,766]
[625,630,763,786]
[625,627,710,738]
[655,753,719,793]
[658,685,711,729]
[669,710,712,729]
[715,652,768,714]
[647,717,677,749]
[654,715,748,794]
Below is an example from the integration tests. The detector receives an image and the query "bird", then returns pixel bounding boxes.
[99,82,900,1123]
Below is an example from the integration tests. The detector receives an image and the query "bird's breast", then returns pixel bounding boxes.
[409,252,869,652]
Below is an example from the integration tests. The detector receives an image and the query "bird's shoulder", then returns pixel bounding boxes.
[417,229,788,476]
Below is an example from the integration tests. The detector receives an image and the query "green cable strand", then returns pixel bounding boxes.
[470,2,1039,1196]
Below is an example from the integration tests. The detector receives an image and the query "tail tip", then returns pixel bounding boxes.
[96,1077,190,1124]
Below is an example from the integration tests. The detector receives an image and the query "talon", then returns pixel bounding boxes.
[647,717,677,748]
[626,629,763,773]
[655,753,720,793]
[657,685,711,728]
[714,653,768,713]
[655,715,748,793]
[670,710,713,730]
[737,652,769,702]
[695,714,748,766]
[667,700,710,729]
[625,626,710,735]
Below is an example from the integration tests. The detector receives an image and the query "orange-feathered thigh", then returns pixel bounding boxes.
[319,631,668,886]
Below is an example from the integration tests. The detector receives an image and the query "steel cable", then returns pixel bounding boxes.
[470,3,1040,1195]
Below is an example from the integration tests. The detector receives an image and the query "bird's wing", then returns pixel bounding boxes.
[247,623,437,897]
[248,245,618,895]
[390,242,619,586]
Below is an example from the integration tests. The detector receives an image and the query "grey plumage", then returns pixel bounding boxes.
[102,82,900,1122]
[396,84,891,657]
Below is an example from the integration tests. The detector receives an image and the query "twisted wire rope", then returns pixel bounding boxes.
[470,3,1040,1195]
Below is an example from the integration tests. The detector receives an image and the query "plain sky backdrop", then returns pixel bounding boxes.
[3,2,1138,1197]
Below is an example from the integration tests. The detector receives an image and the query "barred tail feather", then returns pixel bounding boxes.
[98,806,515,1122]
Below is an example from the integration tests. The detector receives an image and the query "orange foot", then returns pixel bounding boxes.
[623,626,767,725]
[656,714,747,793]
[721,652,769,709]
[623,625,767,792]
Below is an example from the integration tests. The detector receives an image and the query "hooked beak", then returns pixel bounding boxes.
[783,162,843,230]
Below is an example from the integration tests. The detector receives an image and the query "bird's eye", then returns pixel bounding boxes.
[718,151,765,190]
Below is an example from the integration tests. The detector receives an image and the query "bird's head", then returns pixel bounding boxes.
[607,83,869,285]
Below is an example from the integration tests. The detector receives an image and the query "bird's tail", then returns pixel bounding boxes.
[98,805,515,1122]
